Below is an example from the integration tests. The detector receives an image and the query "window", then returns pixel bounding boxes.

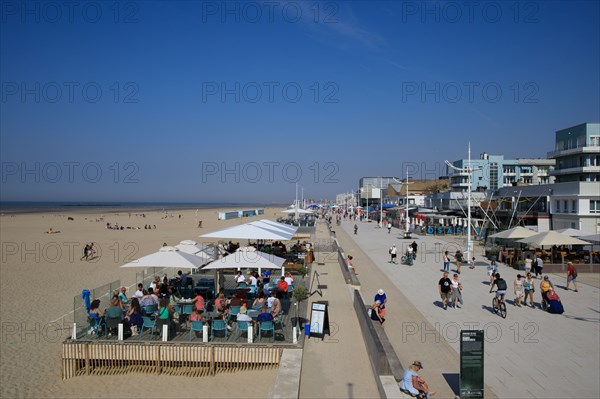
[556,200,560,213]
[572,200,577,213]
[564,200,568,212]
[590,136,600,146]
[591,200,600,214]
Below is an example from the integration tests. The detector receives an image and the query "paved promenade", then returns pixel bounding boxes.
[299,221,380,398]
[337,218,600,399]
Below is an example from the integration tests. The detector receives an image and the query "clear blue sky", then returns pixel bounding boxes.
[1,0,599,203]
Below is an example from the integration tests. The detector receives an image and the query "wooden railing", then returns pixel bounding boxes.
[62,341,282,379]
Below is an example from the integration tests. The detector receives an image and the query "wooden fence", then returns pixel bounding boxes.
[62,341,283,379]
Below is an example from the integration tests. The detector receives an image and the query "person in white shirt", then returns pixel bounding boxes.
[134,283,144,298]
[236,271,246,286]
[236,307,253,322]
[248,272,258,287]
[389,244,398,264]
[284,272,294,286]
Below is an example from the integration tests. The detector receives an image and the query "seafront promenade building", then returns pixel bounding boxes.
[548,122,600,183]
[446,153,555,192]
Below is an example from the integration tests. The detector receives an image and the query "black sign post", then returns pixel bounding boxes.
[308,301,330,340]
[460,330,484,399]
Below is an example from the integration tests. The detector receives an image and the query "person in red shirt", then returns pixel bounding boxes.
[566,262,578,292]
[192,289,205,311]
[276,276,288,297]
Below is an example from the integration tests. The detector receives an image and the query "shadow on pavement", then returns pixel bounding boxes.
[442,373,460,396]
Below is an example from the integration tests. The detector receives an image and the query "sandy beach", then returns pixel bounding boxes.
[0,206,284,398]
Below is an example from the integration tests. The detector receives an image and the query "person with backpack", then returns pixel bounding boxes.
[566,262,579,292]
[454,250,464,274]
[489,273,508,305]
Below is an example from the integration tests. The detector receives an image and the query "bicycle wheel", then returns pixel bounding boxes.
[499,302,507,319]
[492,298,498,313]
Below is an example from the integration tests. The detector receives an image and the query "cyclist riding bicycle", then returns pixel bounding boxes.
[489,273,508,305]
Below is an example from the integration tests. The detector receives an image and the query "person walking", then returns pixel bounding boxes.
[451,273,463,308]
[442,251,451,272]
[374,289,387,317]
[534,255,543,278]
[389,244,398,264]
[524,254,533,275]
[454,250,464,274]
[514,274,524,307]
[354,224,358,235]
[438,272,453,310]
[411,241,418,257]
[566,262,578,292]
[387,223,392,234]
[523,272,535,307]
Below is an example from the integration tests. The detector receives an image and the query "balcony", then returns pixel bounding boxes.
[547,146,600,158]
[550,166,600,176]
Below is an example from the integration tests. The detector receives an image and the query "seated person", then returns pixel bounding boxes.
[276,276,289,295]
[400,361,436,399]
[190,307,206,323]
[125,298,143,334]
[156,298,175,335]
[118,287,128,305]
[236,306,253,323]
[261,269,272,286]
[270,295,282,318]
[540,275,554,303]
[284,272,294,287]
[215,293,229,315]
[105,298,124,320]
[255,304,274,332]
[88,299,105,319]
[140,288,159,309]
[134,283,144,299]
[192,289,205,311]
[235,271,246,287]
[229,294,243,307]
[247,272,258,287]
[252,292,266,310]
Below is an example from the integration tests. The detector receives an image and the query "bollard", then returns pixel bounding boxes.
[203,325,209,342]
[162,324,169,342]
[72,323,77,340]
[293,326,298,344]
[248,325,253,343]
[118,323,124,341]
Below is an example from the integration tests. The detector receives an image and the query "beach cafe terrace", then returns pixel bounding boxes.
[64,238,315,379]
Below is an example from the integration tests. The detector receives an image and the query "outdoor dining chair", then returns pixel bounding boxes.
[189,321,204,341]
[211,319,228,341]
[236,320,250,340]
[143,304,158,317]
[140,316,157,338]
[259,320,275,342]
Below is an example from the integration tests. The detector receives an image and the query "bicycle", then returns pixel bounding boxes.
[491,291,507,318]
[400,254,413,266]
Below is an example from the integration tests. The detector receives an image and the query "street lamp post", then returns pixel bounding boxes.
[445,143,481,262]
[393,174,413,235]
[380,177,384,227]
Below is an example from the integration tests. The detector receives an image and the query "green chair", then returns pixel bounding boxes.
[140,316,157,338]
[259,320,275,342]
[236,320,250,340]
[189,321,204,341]
[211,319,228,341]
